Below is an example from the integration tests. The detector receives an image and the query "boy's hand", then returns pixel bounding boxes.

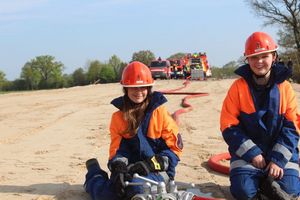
[251,154,266,169]
[266,162,284,179]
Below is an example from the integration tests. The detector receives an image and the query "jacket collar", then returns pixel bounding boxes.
[235,63,291,84]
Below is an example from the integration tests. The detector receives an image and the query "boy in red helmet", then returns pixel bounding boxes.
[83,61,183,200]
[220,32,299,199]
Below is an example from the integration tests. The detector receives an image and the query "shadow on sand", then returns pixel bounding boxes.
[199,160,234,200]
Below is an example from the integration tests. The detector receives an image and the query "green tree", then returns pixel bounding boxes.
[167,52,186,60]
[99,65,116,83]
[131,50,155,66]
[49,67,64,88]
[0,71,6,91]
[86,60,102,84]
[10,79,27,91]
[211,60,239,79]
[22,55,64,89]
[72,68,87,86]
[108,55,126,81]
[62,74,73,88]
[21,62,41,90]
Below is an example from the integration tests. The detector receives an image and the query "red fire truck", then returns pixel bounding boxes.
[149,58,171,79]
[184,52,212,79]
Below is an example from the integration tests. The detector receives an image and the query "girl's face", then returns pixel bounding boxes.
[247,52,275,76]
[127,87,148,104]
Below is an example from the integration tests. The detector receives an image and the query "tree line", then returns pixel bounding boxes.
[0,50,158,91]
[1,50,243,92]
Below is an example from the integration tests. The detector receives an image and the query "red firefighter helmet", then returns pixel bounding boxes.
[121,61,154,87]
[244,32,278,58]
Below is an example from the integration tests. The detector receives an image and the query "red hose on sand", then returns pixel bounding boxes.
[157,81,229,199]
[171,93,209,124]
[160,80,226,179]
[158,80,190,93]
[158,80,209,124]
[208,152,231,175]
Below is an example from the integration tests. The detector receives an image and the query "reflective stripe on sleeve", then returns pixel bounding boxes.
[272,143,292,161]
[285,162,299,171]
[236,139,256,157]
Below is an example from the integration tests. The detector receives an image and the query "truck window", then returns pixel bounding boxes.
[150,61,167,68]
[191,58,201,64]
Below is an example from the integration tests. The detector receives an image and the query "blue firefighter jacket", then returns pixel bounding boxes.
[108,91,182,178]
[220,63,299,176]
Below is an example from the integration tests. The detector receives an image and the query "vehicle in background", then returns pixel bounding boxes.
[184,52,212,79]
[149,58,171,79]
[169,59,185,79]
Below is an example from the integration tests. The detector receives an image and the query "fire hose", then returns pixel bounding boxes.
[158,81,231,176]
[157,80,209,125]
[156,81,228,199]
[207,152,230,175]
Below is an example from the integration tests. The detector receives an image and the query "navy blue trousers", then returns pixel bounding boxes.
[230,168,300,199]
[84,168,167,200]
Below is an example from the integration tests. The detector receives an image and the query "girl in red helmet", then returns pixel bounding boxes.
[220,32,299,199]
[84,61,183,200]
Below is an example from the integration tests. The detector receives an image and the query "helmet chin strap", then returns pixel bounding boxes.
[252,69,271,86]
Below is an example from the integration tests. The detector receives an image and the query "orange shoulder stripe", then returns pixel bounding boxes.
[148,105,182,157]
[278,81,300,134]
[109,111,129,160]
[220,78,255,132]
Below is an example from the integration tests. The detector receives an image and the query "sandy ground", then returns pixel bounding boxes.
[0,79,299,200]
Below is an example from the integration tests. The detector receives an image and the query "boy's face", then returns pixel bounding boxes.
[247,52,275,76]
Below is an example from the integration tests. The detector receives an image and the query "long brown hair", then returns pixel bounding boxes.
[122,87,152,136]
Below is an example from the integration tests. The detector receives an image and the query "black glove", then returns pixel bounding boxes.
[113,172,126,198]
[110,160,127,174]
[128,155,168,176]
[110,161,131,198]
[128,161,151,176]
